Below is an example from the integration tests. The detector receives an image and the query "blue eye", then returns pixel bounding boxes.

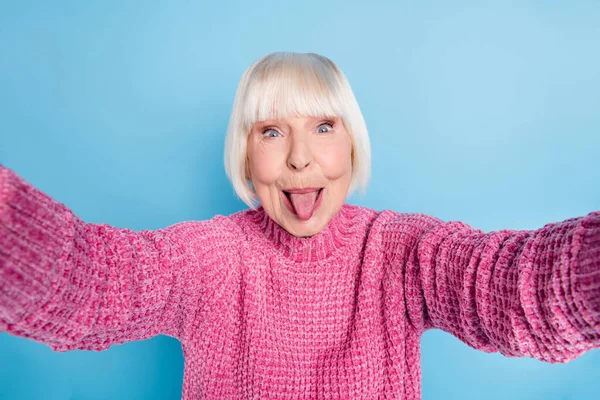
[317,122,334,133]
[262,129,281,138]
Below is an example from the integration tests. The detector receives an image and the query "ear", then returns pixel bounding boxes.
[245,157,252,180]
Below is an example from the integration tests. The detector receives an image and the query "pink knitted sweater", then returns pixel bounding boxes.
[1,165,599,399]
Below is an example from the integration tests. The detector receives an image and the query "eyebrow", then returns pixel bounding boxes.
[255,116,335,129]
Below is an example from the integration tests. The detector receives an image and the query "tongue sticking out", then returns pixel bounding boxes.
[288,191,319,221]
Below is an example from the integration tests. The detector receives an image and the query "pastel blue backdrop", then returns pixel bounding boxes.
[1,1,599,399]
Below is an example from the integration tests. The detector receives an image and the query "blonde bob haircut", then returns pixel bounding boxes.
[224,51,371,209]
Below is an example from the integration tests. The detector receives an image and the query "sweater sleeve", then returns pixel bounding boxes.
[0,166,217,352]
[390,211,600,364]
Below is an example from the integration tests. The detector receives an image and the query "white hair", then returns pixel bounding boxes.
[224,51,371,208]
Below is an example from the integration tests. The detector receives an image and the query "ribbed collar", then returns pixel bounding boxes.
[244,204,363,263]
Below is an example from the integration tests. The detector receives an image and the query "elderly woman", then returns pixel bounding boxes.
[0,52,598,399]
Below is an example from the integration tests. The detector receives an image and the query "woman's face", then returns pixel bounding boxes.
[247,115,353,237]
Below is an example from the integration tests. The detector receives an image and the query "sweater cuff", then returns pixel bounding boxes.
[573,211,600,339]
[0,166,76,328]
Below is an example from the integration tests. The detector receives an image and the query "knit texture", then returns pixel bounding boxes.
[1,165,599,399]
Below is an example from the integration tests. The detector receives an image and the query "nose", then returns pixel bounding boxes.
[287,134,312,171]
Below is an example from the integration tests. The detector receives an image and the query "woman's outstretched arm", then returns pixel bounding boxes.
[0,166,227,352]
[383,210,600,364]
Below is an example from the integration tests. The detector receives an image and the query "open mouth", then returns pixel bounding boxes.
[282,187,323,200]
[282,188,324,221]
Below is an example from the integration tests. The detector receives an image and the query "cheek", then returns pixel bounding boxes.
[248,143,285,185]
[316,141,352,179]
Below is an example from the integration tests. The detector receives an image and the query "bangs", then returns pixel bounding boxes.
[240,53,345,132]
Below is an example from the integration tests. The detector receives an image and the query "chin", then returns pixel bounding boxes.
[283,210,329,238]
[290,224,322,238]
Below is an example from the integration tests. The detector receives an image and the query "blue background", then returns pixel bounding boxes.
[1,0,599,399]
